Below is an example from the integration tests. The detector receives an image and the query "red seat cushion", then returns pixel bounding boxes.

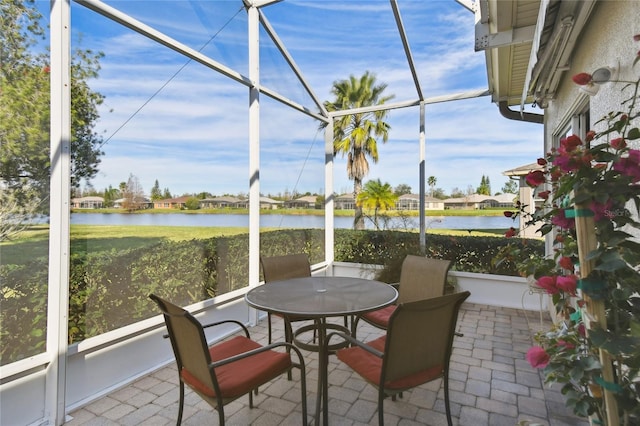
[361,305,396,328]
[181,336,291,399]
[337,336,443,390]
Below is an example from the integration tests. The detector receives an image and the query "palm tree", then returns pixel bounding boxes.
[356,179,398,230]
[323,71,394,229]
[427,176,437,197]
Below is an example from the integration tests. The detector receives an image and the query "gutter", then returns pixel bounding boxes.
[499,101,543,124]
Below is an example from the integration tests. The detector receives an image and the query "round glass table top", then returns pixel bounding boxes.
[245,276,398,317]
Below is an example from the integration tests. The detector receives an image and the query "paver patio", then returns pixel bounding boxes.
[66,303,589,426]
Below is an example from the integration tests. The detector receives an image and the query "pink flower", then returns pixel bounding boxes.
[505,227,517,238]
[613,149,640,182]
[557,340,576,350]
[525,170,545,187]
[551,210,575,229]
[572,73,593,86]
[585,130,596,142]
[556,275,578,294]
[590,199,614,222]
[578,323,586,337]
[552,144,586,173]
[550,169,563,182]
[538,190,550,200]
[536,275,559,294]
[526,346,551,368]
[537,158,547,166]
[634,34,640,42]
[504,211,514,218]
[561,135,583,152]
[611,138,626,150]
[558,256,574,271]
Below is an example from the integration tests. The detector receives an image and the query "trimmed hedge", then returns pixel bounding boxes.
[0,229,541,365]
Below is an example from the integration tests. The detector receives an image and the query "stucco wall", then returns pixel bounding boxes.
[543,1,640,241]
[544,1,640,150]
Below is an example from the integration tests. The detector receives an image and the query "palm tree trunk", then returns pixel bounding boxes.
[354,179,365,230]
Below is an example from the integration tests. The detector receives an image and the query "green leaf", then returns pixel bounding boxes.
[570,366,584,381]
[573,400,591,417]
[578,356,601,371]
[627,127,640,140]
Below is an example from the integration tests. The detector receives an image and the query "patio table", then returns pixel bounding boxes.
[245,276,398,426]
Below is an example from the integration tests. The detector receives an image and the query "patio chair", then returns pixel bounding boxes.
[149,294,308,426]
[353,255,451,337]
[260,254,318,345]
[327,291,470,426]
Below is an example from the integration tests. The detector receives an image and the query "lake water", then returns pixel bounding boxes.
[70,212,517,230]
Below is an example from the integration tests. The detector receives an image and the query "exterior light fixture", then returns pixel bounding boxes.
[591,66,618,84]
[579,65,618,96]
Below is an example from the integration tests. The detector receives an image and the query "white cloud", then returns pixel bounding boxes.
[76,0,543,198]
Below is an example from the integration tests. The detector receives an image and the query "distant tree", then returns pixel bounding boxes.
[501,180,518,194]
[323,71,394,230]
[432,188,447,199]
[0,0,105,213]
[450,187,465,198]
[356,179,398,230]
[315,194,325,209]
[150,180,162,200]
[394,183,412,196]
[102,185,118,207]
[162,188,172,199]
[466,185,476,196]
[185,197,200,210]
[427,176,437,197]
[477,175,491,195]
[121,174,145,212]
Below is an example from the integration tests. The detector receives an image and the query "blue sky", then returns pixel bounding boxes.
[48,0,543,197]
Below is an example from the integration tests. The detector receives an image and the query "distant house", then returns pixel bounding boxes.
[395,194,444,210]
[260,197,282,209]
[444,194,491,210]
[502,162,545,210]
[503,162,545,238]
[154,195,191,209]
[113,196,152,209]
[284,195,317,209]
[70,196,104,209]
[334,193,355,210]
[479,193,517,208]
[199,196,240,209]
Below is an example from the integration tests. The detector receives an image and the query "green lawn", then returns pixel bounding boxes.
[0,225,249,266]
[1,224,506,267]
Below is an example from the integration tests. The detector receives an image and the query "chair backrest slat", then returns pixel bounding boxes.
[261,253,311,283]
[383,291,470,384]
[397,255,451,304]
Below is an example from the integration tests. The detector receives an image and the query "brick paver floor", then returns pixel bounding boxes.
[67,303,589,425]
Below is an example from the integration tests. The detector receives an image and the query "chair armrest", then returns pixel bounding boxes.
[202,319,250,338]
[163,319,250,339]
[326,332,384,358]
[210,341,306,370]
